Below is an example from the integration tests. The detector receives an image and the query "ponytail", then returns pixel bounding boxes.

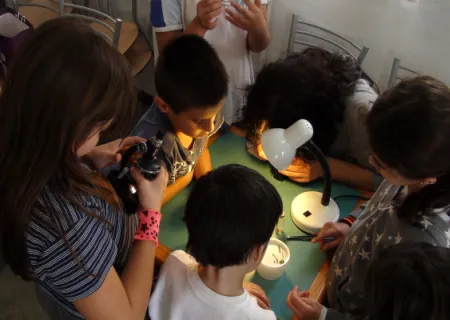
[397,172,450,225]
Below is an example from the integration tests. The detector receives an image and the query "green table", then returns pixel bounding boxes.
[161,132,358,319]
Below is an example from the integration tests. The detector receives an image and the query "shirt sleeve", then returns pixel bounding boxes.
[150,0,183,32]
[30,216,117,302]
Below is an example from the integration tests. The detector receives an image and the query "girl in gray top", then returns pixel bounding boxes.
[287,76,450,320]
[242,47,381,191]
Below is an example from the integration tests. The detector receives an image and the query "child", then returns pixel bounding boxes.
[289,76,450,320]
[131,34,228,204]
[149,164,282,319]
[243,47,381,191]
[150,0,271,124]
[365,242,450,320]
[287,243,450,320]
[0,18,168,319]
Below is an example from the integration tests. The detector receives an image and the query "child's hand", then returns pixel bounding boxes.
[197,0,223,30]
[243,282,271,309]
[226,0,267,34]
[287,287,322,320]
[88,136,145,169]
[278,157,323,183]
[312,222,350,252]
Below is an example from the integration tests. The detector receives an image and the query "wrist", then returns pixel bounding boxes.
[187,16,208,37]
[134,209,162,245]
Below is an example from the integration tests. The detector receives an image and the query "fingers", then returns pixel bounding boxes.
[312,222,336,243]
[278,169,307,179]
[254,0,262,8]
[320,238,342,252]
[130,166,146,185]
[245,283,270,309]
[119,136,146,151]
[225,10,246,29]
[230,0,251,18]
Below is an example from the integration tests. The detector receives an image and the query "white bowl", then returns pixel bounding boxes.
[257,238,290,280]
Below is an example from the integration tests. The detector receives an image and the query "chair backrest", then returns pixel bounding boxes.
[288,13,369,65]
[62,1,121,49]
[387,57,420,89]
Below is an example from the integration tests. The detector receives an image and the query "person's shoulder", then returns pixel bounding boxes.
[163,250,198,273]
[345,78,378,113]
[132,102,174,139]
[242,295,276,320]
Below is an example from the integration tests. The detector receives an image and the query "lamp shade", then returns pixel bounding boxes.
[261,119,314,170]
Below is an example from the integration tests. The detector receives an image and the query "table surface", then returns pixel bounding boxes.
[160,132,359,319]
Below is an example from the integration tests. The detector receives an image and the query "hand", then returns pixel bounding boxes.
[243,282,270,309]
[312,222,350,252]
[226,0,267,33]
[131,166,168,212]
[197,0,222,30]
[278,157,323,183]
[88,136,145,169]
[254,143,268,161]
[287,287,322,320]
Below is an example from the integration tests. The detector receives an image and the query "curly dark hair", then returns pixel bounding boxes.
[242,47,373,153]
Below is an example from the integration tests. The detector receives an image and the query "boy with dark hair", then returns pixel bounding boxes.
[149,164,282,319]
[132,34,228,203]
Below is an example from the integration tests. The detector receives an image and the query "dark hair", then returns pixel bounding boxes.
[155,35,228,113]
[0,17,137,279]
[366,242,450,320]
[243,46,369,152]
[183,164,283,268]
[367,76,450,224]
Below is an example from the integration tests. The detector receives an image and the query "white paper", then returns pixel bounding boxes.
[0,13,29,37]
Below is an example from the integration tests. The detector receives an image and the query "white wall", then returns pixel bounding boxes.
[266,0,450,89]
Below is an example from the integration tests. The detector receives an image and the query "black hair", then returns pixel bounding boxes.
[367,76,450,224]
[183,164,283,268]
[242,46,372,153]
[366,242,450,320]
[155,34,228,113]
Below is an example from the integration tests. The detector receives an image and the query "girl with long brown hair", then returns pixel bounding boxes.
[0,17,168,319]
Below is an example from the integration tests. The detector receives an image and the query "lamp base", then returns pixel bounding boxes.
[291,191,340,234]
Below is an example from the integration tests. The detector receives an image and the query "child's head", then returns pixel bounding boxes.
[243,46,363,152]
[366,242,450,320]
[367,76,450,222]
[183,164,283,271]
[0,17,136,277]
[154,35,228,139]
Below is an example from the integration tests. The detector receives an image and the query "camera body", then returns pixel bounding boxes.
[108,132,165,214]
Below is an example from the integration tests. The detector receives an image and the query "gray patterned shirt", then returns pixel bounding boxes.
[326,180,450,320]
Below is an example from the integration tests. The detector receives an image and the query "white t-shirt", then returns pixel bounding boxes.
[149,250,276,320]
[150,0,268,124]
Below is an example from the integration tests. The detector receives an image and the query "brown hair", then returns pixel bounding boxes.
[0,17,137,279]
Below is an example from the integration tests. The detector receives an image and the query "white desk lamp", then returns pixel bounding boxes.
[261,119,339,234]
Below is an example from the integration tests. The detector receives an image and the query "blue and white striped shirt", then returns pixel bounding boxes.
[26,185,138,318]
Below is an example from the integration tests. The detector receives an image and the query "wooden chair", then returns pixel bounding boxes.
[387,57,420,89]
[14,0,73,27]
[14,0,153,76]
[288,13,369,65]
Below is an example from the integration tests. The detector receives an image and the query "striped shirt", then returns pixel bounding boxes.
[26,185,138,318]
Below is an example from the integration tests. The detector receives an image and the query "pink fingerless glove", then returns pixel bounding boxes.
[134,209,162,245]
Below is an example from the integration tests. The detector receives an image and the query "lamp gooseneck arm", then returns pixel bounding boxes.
[305,141,332,206]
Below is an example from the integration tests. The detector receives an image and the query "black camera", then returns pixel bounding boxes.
[108,131,165,214]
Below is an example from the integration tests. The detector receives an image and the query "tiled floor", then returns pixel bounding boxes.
[0,62,156,320]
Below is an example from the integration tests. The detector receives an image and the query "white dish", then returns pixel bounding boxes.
[257,238,290,280]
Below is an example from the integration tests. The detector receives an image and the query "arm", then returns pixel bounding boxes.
[74,242,156,320]
[194,146,212,179]
[246,4,270,53]
[74,167,168,319]
[155,17,208,53]
[162,170,194,205]
[328,158,375,191]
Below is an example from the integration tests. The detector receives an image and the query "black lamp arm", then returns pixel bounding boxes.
[305,141,332,206]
